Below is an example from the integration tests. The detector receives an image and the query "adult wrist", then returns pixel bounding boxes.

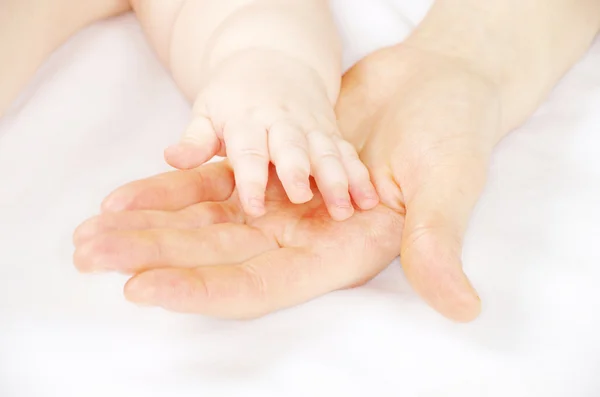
[404,0,600,135]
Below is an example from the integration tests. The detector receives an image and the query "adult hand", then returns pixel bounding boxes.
[73,161,403,319]
[73,42,505,322]
[73,0,600,322]
[335,43,503,321]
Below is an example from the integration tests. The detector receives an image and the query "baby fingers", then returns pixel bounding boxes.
[333,136,379,210]
[165,115,220,170]
[268,121,313,204]
[224,120,270,218]
[307,130,354,221]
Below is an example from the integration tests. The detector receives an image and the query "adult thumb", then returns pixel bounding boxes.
[399,155,488,322]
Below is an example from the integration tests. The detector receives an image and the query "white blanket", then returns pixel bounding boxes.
[1,1,599,396]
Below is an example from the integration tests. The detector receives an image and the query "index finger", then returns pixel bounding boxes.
[101,161,235,212]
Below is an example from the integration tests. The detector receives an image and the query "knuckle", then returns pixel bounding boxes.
[235,147,270,162]
[240,262,269,301]
[244,105,292,124]
[148,234,164,265]
[192,273,213,302]
[406,221,462,258]
[350,164,371,182]
[271,139,308,163]
[213,227,241,251]
[178,269,213,303]
[313,116,339,136]
[276,156,309,172]
[280,167,311,184]
[337,140,359,157]
[191,169,208,191]
[304,113,321,131]
[277,158,311,176]
[281,137,309,153]
[315,150,341,163]
[305,129,323,142]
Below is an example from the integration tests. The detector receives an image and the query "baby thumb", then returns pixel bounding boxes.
[164,115,220,170]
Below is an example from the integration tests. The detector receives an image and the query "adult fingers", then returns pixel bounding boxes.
[73,201,242,245]
[122,205,404,318]
[400,155,487,322]
[73,223,277,274]
[101,161,235,212]
[123,248,345,319]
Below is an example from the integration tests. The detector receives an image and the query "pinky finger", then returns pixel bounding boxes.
[334,137,379,210]
[123,248,343,319]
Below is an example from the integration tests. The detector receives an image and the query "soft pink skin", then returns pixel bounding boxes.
[162,49,379,221]
[134,0,379,220]
[72,0,600,322]
[74,162,403,319]
[74,46,500,322]
[2,0,378,220]
[3,0,599,322]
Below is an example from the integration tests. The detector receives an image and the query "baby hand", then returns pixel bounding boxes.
[165,50,378,220]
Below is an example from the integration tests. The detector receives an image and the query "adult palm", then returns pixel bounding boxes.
[73,161,403,319]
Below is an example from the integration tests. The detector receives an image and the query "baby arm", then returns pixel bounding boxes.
[0,0,129,116]
[162,0,378,220]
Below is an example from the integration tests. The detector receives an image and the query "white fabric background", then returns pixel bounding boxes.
[1,1,599,396]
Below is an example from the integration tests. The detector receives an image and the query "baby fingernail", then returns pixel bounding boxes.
[362,191,380,206]
[331,203,353,221]
[295,182,313,199]
[336,198,352,209]
[364,189,377,199]
[248,198,265,216]
[249,197,263,207]
[295,180,311,190]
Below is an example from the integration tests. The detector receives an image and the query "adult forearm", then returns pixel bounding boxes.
[406,0,600,135]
